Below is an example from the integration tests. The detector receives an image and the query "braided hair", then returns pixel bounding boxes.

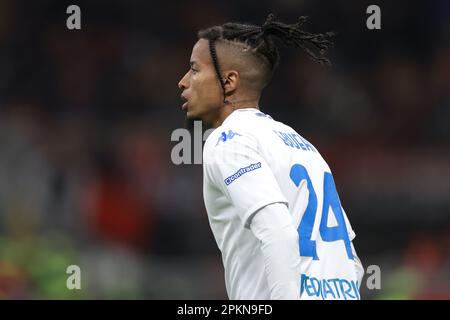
[198,13,335,104]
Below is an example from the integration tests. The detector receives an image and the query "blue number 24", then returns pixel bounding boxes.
[289,164,353,260]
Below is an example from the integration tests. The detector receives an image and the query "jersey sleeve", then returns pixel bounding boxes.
[204,130,288,228]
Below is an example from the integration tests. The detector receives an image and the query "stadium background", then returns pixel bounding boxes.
[0,0,449,299]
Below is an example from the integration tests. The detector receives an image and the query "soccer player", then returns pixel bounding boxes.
[178,14,364,300]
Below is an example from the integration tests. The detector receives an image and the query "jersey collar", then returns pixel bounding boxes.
[221,107,260,126]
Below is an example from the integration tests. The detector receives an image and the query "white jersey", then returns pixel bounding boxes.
[203,108,363,300]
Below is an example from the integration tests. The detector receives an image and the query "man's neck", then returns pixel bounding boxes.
[211,99,259,128]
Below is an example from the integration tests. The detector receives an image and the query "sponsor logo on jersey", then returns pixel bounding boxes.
[224,162,262,185]
[216,130,242,146]
[300,274,360,300]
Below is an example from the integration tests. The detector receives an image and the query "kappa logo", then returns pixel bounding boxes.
[216,130,242,146]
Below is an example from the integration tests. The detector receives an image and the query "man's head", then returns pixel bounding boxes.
[178,14,335,127]
[177,37,273,126]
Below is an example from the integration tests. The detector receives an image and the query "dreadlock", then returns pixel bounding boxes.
[198,13,335,103]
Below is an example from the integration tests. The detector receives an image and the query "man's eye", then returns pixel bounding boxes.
[191,67,198,73]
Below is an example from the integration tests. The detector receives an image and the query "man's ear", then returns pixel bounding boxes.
[222,70,239,95]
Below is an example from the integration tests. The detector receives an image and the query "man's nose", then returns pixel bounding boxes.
[178,72,189,90]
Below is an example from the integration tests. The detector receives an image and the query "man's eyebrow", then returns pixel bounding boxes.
[190,61,198,67]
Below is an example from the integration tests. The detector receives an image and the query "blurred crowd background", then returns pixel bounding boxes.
[0,0,449,299]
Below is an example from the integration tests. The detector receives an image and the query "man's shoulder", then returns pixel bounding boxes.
[204,109,288,152]
[225,109,280,135]
[204,125,251,153]
[204,113,252,147]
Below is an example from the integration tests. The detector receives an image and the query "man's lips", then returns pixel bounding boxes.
[181,94,188,110]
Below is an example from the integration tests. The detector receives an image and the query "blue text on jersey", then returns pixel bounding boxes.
[300,274,360,300]
[224,162,262,186]
[290,164,354,260]
[273,130,316,152]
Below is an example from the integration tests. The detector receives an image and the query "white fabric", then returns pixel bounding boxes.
[249,202,301,299]
[203,108,362,300]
